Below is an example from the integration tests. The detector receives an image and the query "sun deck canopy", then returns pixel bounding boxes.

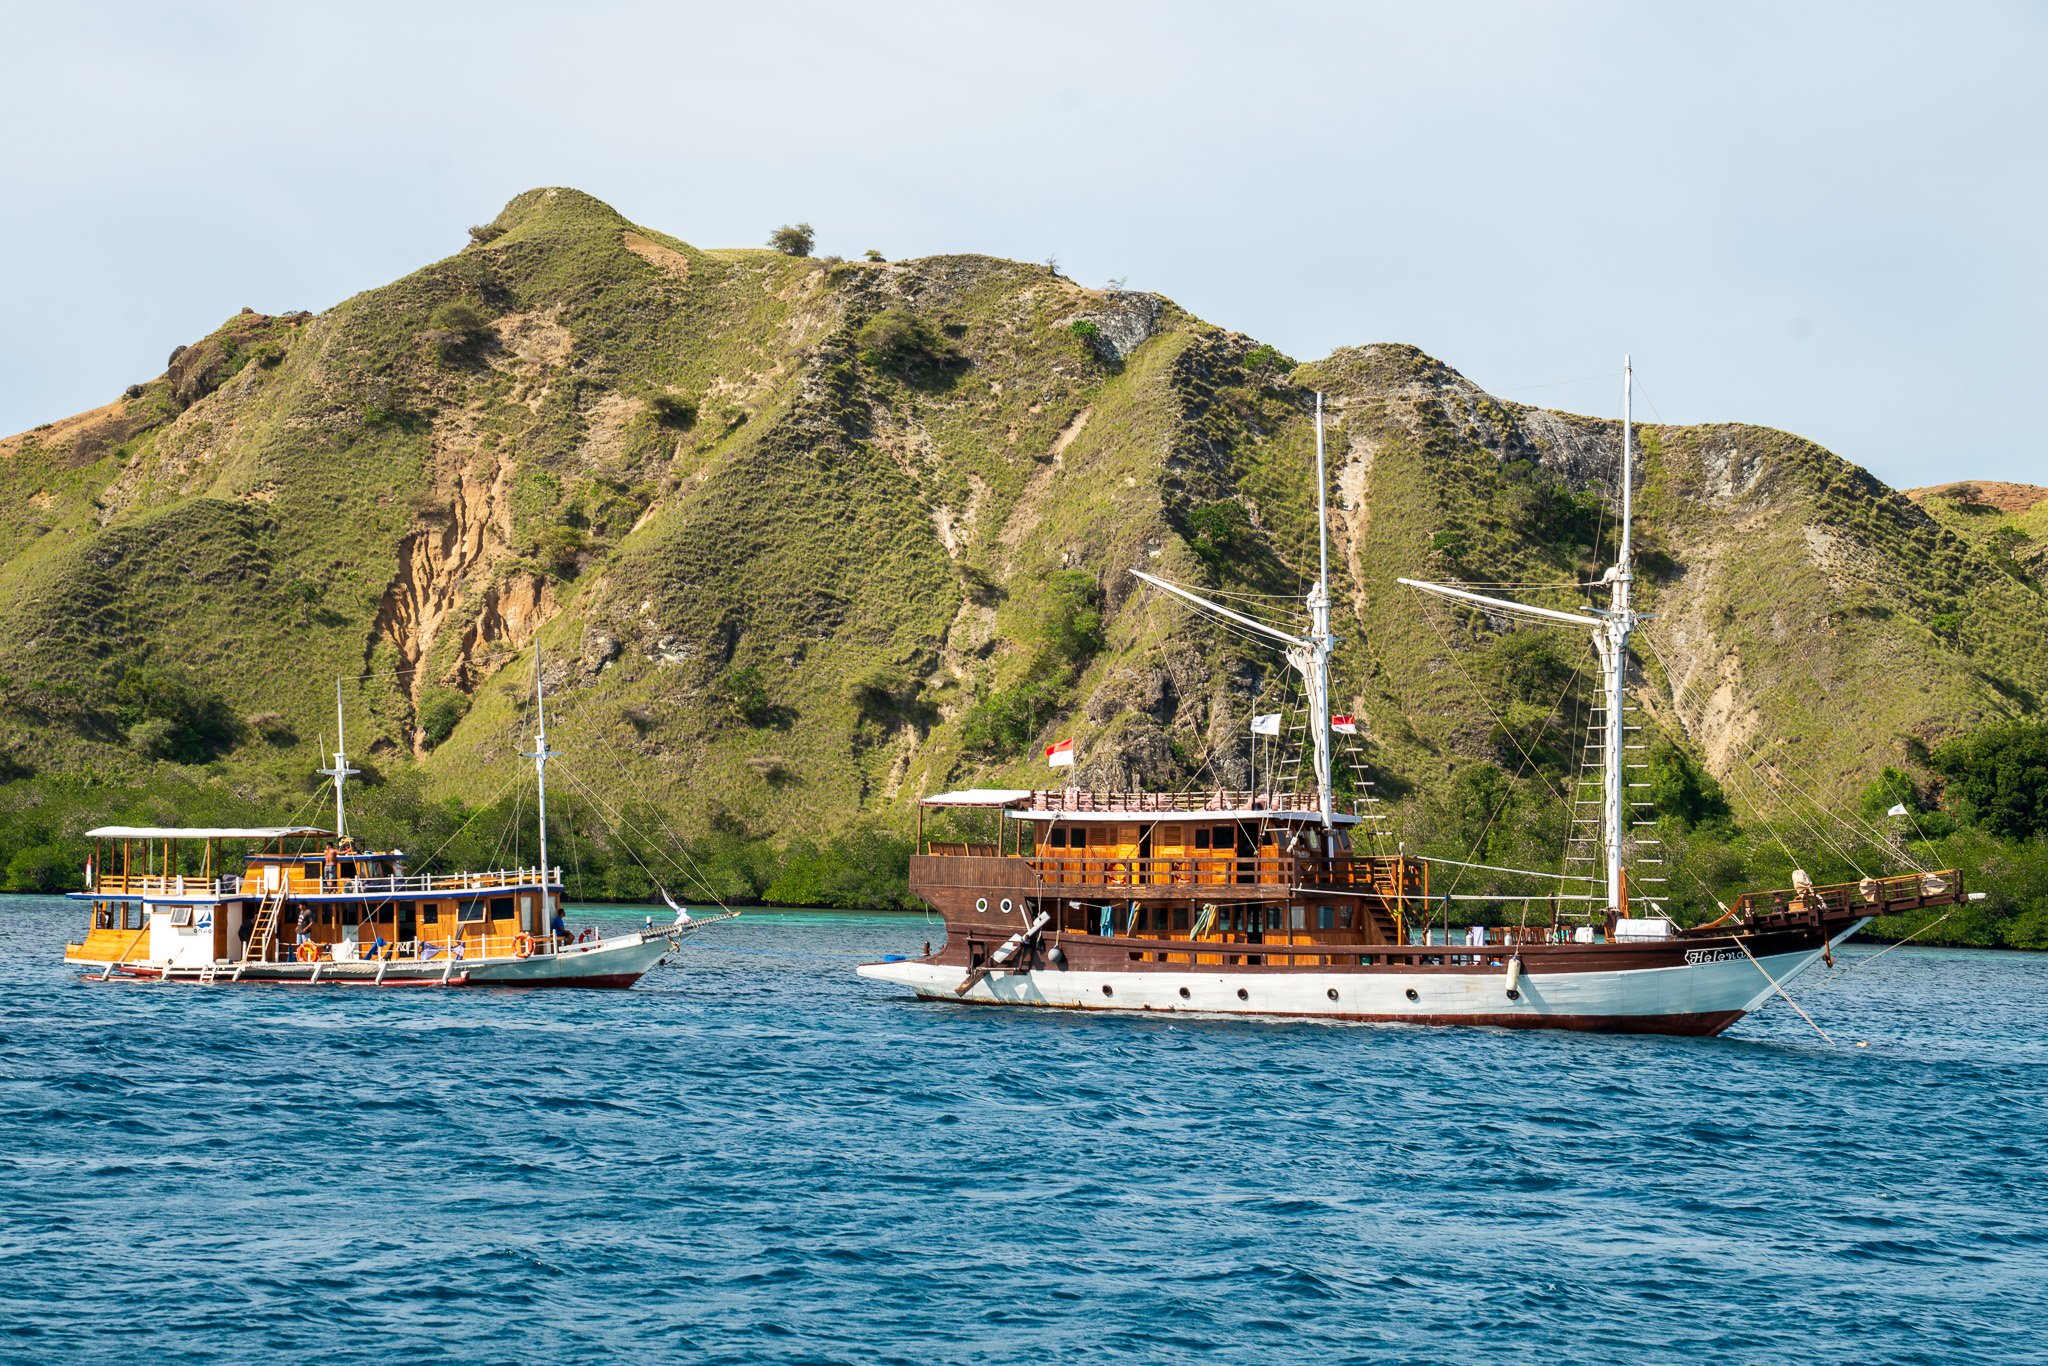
[85,826,335,841]
[920,790,1037,808]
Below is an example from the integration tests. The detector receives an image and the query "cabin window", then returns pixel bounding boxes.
[489,896,514,919]
[1340,907,1353,930]
[1291,906,1307,931]
[302,862,322,880]
[458,901,486,924]
[1193,828,1211,851]
[171,905,194,927]
[421,904,440,924]
[1047,827,1068,849]
[1268,907,1285,931]
[1214,825,1236,851]
[1318,906,1336,930]
[1171,906,1189,934]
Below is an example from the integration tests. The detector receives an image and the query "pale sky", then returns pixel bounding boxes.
[4,1,2042,490]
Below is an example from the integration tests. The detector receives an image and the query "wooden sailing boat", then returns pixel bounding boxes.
[860,364,1977,1034]
[66,664,730,987]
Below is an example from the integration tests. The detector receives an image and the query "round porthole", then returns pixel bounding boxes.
[1102,984,1114,998]
[975,897,989,913]
[1327,988,1339,1002]
[999,898,1013,915]
[1405,988,1419,1002]
[1178,986,1191,1000]
[1236,987,1249,1001]
[1506,988,1521,1001]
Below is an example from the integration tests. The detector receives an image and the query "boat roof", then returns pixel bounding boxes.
[921,789,1038,808]
[85,825,335,841]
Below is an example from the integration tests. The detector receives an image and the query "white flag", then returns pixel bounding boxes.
[1250,713,1282,736]
[1886,803,1909,817]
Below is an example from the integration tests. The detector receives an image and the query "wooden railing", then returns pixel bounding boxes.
[1023,853,1421,893]
[1027,789,1323,814]
[1729,868,1962,920]
[92,867,561,898]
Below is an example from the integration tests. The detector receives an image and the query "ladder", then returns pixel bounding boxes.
[242,886,286,964]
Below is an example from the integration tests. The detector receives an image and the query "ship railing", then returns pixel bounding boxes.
[299,932,582,963]
[1027,789,1322,814]
[215,867,566,898]
[1728,868,1961,920]
[90,868,564,897]
[1023,853,1420,891]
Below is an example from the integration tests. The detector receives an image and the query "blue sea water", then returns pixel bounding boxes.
[2,896,2046,1364]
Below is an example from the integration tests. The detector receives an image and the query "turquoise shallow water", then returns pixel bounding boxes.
[3,894,2046,1364]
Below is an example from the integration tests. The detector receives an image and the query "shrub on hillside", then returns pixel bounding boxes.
[855,309,960,378]
[417,688,470,748]
[1932,721,2048,840]
[422,298,493,363]
[848,665,925,726]
[113,666,241,764]
[1038,571,1103,670]
[535,524,590,577]
[468,223,506,245]
[768,222,815,256]
[648,393,697,429]
[959,678,1065,756]
[1184,502,1259,574]
[719,665,792,728]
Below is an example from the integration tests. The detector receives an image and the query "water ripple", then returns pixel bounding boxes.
[1,899,2045,1363]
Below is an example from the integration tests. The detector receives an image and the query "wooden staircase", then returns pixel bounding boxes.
[241,886,285,964]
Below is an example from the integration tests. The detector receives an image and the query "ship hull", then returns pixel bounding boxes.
[858,924,1864,1037]
[77,929,679,989]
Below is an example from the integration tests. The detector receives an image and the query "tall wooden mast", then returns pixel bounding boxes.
[1399,357,1642,916]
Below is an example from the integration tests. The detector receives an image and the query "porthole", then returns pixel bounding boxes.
[1326,988,1339,1002]
[1102,984,1114,998]
[1178,986,1191,1000]
[1405,988,1419,1002]
[999,898,1013,915]
[975,897,989,913]
[1236,987,1249,1001]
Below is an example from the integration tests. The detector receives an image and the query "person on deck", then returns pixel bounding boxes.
[295,904,315,948]
[550,907,570,944]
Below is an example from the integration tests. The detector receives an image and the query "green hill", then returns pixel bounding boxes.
[4,188,2045,944]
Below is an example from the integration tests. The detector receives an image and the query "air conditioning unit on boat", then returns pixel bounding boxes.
[1614,917,1677,941]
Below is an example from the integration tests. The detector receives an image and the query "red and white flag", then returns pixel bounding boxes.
[1331,715,1359,735]
[1045,738,1075,768]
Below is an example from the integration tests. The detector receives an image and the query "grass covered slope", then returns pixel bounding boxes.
[2,189,2043,943]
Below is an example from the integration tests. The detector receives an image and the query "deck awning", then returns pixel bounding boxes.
[85,826,335,841]
[919,789,1036,808]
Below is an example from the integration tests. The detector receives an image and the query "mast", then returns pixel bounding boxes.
[523,653,560,887]
[316,678,359,840]
[1598,356,1638,918]
[1397,356,1643,919]
[1129,388,1340,831]
[1306,392,1335,829]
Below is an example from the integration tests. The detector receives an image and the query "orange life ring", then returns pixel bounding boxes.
[513,933,534,959]
[296,941,319,963]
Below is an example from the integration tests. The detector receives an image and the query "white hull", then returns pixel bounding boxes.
[859,923,1863,1035]
[86,929,681,987]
